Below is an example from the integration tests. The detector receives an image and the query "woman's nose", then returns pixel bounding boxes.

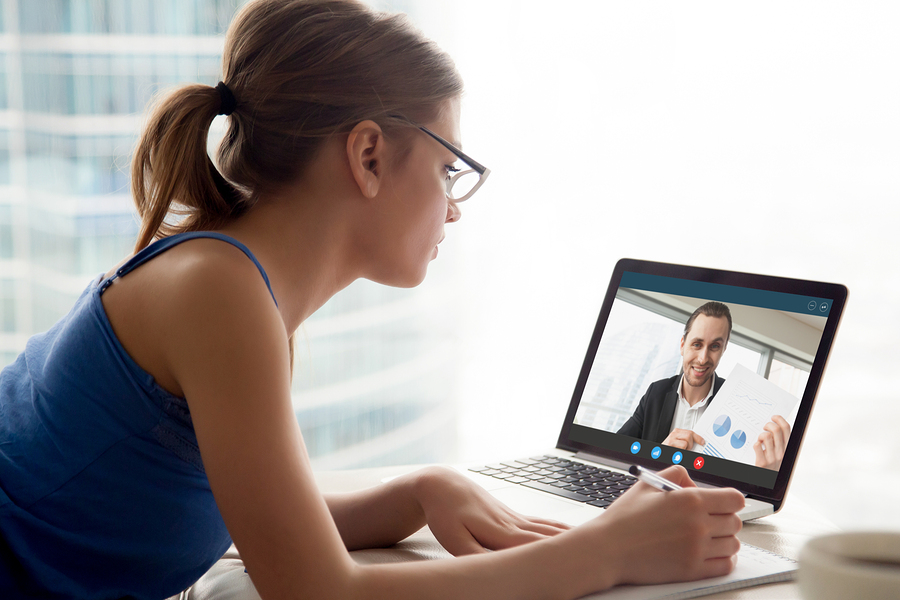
[446,201,461,223]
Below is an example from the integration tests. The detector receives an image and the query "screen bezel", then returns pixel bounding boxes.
[555,258,848,509]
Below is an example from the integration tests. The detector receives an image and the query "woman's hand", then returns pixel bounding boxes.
[590,466,745,587]
[412,466,570,556]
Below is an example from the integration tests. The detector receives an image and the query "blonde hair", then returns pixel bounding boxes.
[131,0,464,251]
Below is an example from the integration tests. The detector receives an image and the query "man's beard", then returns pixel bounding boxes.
[684,365,713,389]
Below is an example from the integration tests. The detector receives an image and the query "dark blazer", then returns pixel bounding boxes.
[616,374,725,443]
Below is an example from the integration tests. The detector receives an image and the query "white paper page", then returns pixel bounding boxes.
[580,542,796,599]
[689,364,799,465]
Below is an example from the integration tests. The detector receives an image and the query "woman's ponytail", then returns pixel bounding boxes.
[131,84,246,252]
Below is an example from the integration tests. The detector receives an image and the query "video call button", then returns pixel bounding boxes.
[693,456,704,470]
[630,441,641,454]
[672,451,683,465]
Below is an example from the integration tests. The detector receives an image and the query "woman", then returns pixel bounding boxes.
[0,1,743,598]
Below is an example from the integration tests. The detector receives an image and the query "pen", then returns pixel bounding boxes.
[628,465,683,492]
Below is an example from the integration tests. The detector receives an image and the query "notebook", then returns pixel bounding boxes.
[584,542,796,599]
[461,258,847,524]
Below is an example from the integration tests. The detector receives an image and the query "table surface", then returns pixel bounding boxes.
[315,465,837,600]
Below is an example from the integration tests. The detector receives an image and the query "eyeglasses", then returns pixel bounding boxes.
[417,126,491,202]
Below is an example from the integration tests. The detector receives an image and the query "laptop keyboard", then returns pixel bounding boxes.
[469,455,639,508]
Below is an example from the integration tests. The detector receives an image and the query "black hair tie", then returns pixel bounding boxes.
[215,81,237,116]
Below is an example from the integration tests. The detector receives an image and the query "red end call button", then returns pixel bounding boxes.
[693,456,704,470]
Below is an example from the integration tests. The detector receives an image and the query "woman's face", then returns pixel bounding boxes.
[369,99,463,287]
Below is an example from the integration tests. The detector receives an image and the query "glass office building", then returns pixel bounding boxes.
[0,0,458,468]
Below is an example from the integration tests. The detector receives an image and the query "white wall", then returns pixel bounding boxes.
[405,1,900,530]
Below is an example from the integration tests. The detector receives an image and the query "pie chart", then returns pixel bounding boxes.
[713,415,731,437]
[731,430,747,449]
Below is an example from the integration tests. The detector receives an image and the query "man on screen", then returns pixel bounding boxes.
[616,301,790,470]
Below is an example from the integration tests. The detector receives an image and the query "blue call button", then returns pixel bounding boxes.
[630,441,641,454]
[651,446,662,459]
[672,451,683,464]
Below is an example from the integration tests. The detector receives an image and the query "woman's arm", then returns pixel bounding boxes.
[322,473,427,552]
[324,466,569,553]
[163,256,743,600]
[345,466,744,600]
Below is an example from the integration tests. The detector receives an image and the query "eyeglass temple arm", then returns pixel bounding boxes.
[418,126,488,175]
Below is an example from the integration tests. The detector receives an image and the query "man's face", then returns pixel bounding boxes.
[680,314,730,390]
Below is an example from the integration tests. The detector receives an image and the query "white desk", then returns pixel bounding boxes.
[316,465,836,599]
[180,465,837,599]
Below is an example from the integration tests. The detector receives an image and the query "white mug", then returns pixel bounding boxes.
[798,531,900,600]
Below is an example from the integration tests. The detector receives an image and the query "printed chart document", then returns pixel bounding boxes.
[581,542,796,599]
[690,364,799,465]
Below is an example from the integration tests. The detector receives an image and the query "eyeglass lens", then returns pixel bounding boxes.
[448,169,481,201]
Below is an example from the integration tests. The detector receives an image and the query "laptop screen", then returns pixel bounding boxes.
[557,259,846,503]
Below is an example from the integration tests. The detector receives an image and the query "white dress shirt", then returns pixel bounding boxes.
[669,374,718,436]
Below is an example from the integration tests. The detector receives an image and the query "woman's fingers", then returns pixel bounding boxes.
[705,532,742,559]
[516,515,572,534]
[436,524,489,556]
[477,526,549,550]
[707,512,743,538]
[470,512,570,551]
[700,555,739,579]
[654,465,696,488]
[702,487,746,516]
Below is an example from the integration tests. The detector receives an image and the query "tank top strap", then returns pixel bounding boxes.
[98,232,278,307]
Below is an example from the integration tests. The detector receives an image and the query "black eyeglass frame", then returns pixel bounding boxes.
[417,125,491,202]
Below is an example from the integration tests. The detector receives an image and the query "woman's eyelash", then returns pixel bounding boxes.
[446,165,460,173]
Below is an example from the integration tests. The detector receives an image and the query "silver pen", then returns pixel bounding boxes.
[628,465,683,492]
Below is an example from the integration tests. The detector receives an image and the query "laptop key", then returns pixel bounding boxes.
[588,491,613,499]
[522,481,592,503]
[587,498,613,508]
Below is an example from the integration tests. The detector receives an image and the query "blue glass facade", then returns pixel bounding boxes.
[0,0,458,468]
[21,52,221,115]
[19,1,238,36]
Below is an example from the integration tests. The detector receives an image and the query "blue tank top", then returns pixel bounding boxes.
[0,232,277,599]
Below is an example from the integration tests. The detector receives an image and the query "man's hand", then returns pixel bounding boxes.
[662,428,706,450]
[753,415,791,470]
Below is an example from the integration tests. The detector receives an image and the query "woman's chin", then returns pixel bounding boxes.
[366,265,429,289]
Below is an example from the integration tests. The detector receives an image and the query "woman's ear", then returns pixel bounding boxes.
[346,120,385,199]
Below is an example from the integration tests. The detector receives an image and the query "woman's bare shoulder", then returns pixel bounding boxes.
[100,237,284,397]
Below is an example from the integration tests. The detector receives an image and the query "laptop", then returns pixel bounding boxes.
[460,258,847,523]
